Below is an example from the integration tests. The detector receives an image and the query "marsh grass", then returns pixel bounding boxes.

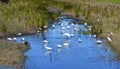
[2,0,119,35]
[0,0,62,36]
[56,0,120,34]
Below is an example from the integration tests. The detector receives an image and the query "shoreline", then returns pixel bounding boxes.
[0,31,34,68]
[0,39,30,68]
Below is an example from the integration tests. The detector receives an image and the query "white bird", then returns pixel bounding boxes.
[97,18,100,21]
[44,45,52,51]
[78,38,82,43]
[38,27,42,30]
[96,40,102,44]
[44,26,47,28]
[58,21,61,25]
[63,43,69,46]
[107,36,112,42]
[7,38,13,41]
[52,24,55,28]
[43,26,48,30]
[16,33,22,36]
[74,28,78,31]
[21,38,25,41]
[63,33,71,38]
[70,34,74,37]
[66,26,71,29]
[109,32,113,37]
[58,21,63,26]
[43,40,48,44]
[93,34,96,38]
[57,44,62,48]
[84,22,87,26]
[61,23,63,26]
[71,23,75,26]
[37,30,40,33]
[110,32,113,35]
[61,27,65,30]
[13,37,17,41]
[88,28,91,31]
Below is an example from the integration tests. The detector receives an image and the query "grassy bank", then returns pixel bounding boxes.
[0,39,29,68]
[95,0,120,3]
[0,0,61,37]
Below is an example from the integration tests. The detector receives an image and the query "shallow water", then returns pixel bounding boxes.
[14,17,120,69]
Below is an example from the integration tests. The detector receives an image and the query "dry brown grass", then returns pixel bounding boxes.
[0,39,29,68]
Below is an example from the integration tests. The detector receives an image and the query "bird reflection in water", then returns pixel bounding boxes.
[57,48,62,52]
[45,51,52,62]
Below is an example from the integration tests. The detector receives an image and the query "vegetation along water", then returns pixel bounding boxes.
[0,0,120,68]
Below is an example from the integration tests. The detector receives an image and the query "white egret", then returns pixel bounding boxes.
[70,34,74,37]
[57,44,62,48]
[74,28,78,31]
[107,36,112,42]
[7,38,13,41]
[78,38,82,43]
[13,37,17,41]
[21,38,25,41]
[61,27,66,30]
[44,45,52,51]
[93,34,96,38]
[63,43,69,46]
[96,40,102,44]
[84,22,87,26]
[16,33,22,36]
[43,40,48,44]
[63,33,71,38]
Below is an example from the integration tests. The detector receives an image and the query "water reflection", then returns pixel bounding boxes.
[45,51,52,62]
[57,48,62,52]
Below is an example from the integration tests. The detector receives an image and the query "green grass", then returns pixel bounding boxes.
[0,0,119,35]
[95,0,120,3]
[0,0,61,35]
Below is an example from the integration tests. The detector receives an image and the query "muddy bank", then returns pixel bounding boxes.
[108,34,120,59]
[0,39,30,68]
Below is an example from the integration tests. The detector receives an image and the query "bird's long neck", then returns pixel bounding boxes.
[44,44,47,47]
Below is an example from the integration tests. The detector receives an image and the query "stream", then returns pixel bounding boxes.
[14,16,120,69]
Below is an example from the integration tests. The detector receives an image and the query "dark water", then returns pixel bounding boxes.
[14,17,120,69]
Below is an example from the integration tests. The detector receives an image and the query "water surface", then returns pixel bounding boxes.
[16,17,120,69]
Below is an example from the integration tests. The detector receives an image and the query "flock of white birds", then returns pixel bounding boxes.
[41,20,113,51]
[6,19,113,52]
